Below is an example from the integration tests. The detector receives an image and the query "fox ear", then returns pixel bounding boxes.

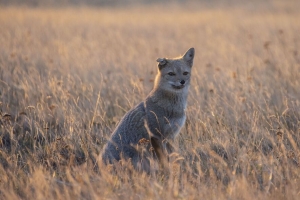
[156,58,168,70]
[183,47,195,67]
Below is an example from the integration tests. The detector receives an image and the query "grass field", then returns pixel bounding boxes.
[1,1,300,199]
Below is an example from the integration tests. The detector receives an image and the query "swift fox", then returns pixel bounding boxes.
[102,48,195,171]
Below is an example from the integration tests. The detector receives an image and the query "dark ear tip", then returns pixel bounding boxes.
[157,58,167,65]
[189,47,195,54]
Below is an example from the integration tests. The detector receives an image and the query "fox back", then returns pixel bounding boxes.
[102,48,195,172]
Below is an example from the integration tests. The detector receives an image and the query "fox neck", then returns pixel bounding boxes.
[148,85,189,111]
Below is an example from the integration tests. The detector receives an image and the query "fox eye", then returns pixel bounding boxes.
[183,72,189,75]
[168,72,176,76]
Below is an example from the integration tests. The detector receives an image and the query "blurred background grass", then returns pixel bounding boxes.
[0,0,300,199]
[0,0,284,7]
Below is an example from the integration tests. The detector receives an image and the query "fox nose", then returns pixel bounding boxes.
[180,80,185,85]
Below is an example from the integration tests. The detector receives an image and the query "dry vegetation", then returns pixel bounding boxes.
[1,1,300,199]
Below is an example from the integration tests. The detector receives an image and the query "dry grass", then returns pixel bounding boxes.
[1,1,300,199]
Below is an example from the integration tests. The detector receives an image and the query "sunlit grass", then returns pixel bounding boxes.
[0,2,300,199]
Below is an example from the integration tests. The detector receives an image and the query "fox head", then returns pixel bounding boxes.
[154,48,195,93]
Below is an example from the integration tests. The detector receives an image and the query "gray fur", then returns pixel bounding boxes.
[102,48,195,172]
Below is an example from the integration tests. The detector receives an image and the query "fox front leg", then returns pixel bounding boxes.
[150,137,169,167]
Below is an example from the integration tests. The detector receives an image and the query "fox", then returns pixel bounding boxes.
[101,48,195,172]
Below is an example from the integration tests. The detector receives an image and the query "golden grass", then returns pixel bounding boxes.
[0,1,300,199]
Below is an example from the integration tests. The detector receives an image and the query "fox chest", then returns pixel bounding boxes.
[163,114,186,139]
[147,109,186,139]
